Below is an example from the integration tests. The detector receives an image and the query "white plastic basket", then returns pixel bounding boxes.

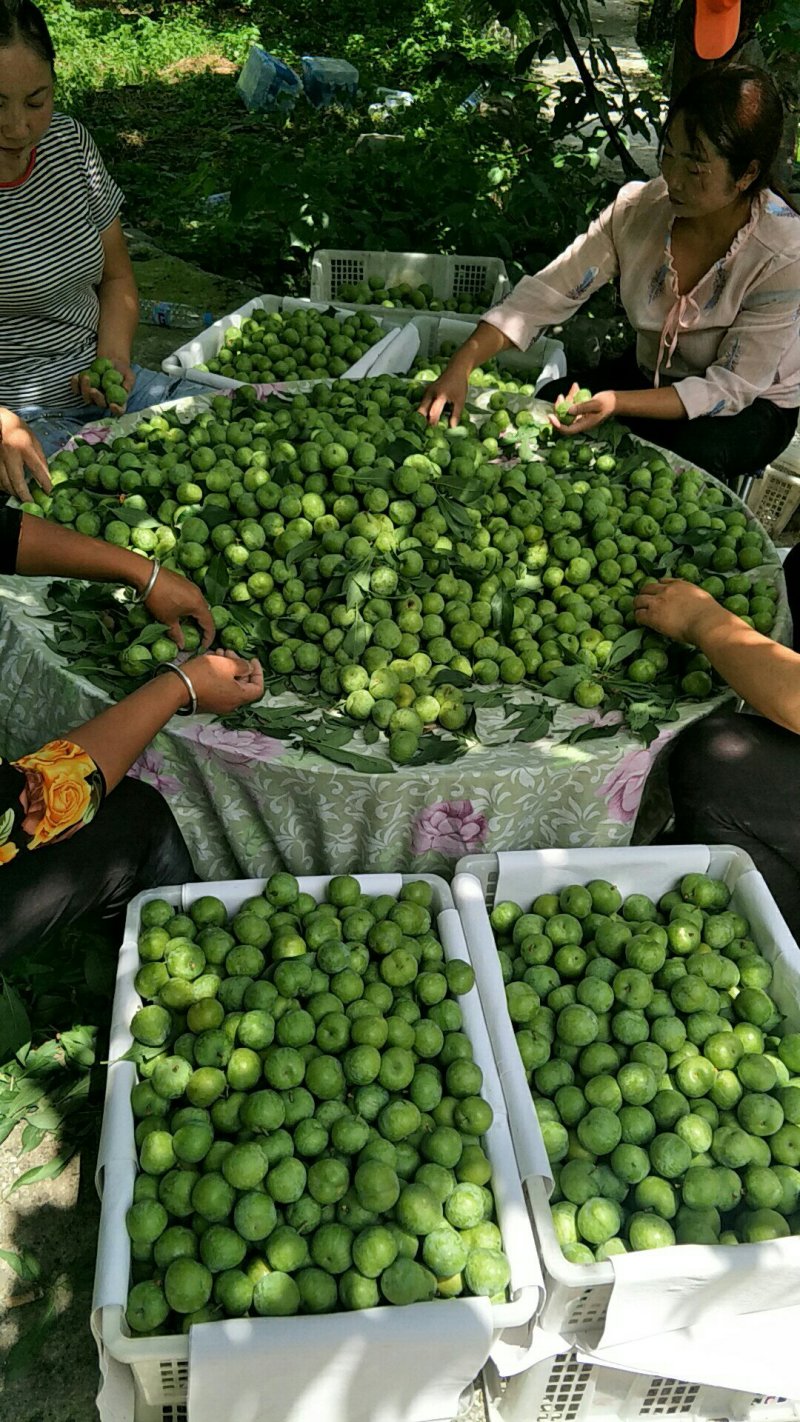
[94,874,542,1417]
[483,1349,800,1422]
[160,294,420,388]
[410,314,566,392]
[309,249,511,320]
[452,847,800,1349]
[748,463,800,538]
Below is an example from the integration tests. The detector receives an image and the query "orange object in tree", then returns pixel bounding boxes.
[694,0,741,60]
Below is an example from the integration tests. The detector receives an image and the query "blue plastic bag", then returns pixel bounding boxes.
[301,56,359,109]
[237,46,301,113]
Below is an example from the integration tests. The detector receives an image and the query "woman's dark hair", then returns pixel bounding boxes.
[0,1,55,67]
[662,65,783,195]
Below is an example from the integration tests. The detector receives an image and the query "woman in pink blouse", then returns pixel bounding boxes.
[421,66,800,482]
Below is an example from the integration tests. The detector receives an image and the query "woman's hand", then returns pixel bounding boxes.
[143,566,215,650]
[0,410,52,501]
[549,383,616,436]
[634,579,726,644]
[71,356,135,415]
[182,649,264,714]
[418,365,470,427]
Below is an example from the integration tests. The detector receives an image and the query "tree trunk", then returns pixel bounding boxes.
[636,0,680,50]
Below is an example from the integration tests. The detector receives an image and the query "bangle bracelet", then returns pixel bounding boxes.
[157,661,197,717]
[130,559,161,605]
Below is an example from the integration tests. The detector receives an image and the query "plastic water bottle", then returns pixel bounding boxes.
[458,84,488,114]
[138,300,214,331]
[368,88,414,124]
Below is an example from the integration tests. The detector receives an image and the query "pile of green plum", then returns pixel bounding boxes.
[195,307,387,384]
[411,340,540,398]
[487,872,800,1259]
[124,874,511,1334]
[33,375,779,763]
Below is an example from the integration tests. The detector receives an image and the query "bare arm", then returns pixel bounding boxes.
[97,218,139,369]
[15,513,215,647]
[75,219,139,411]
[419,322,511,426]
[550,383,687,435]
[71,651,264,792]
[634,580,800,733]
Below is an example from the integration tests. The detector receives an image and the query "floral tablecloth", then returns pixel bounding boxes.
[0,574,739,878]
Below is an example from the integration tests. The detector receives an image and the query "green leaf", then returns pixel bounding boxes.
[565,721,621,745]
[9,1150,76,1194]
[20,1124,46,1152]
[301,736,394,774]
[511,712,553,743]
[490,588,514,644]
[384,437,421,462]
[341,619,370,660]
[286,538,315,569]
[0,1247,41,1282]
[204,553,229,606]
[60,1026,97,1068]
[130,621,169,648]
[605,628,644,669]
[3,1286,59,1381]
[406,735,467,766]
[0,983,31,1066]
[0,806,14,845]
[539,665,585,701]
[432,668,473,689]
[113,505,160,528]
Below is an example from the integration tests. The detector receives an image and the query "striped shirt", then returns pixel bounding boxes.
[0,113,123,412]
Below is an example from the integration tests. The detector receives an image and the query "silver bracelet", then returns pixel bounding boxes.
[130,558,161,604]
[157,660,198,717]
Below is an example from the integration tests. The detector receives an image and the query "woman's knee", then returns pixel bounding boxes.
[669,713,758,805]
[112,777,195,887]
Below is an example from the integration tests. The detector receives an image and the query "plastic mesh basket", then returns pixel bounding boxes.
[485,1350,800,1422]
[309,248,510,316]
[748,464,800,537]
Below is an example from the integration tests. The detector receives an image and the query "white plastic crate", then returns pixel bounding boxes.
[483,1349,800,1422]
[93,874,542,1419]
[748,461,800,538]
[452,846,800,1358]
[410,314,566,392]
[160,294,419,388]
[309,248,511,320]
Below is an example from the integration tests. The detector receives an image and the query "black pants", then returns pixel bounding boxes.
[536,349,799,483]
[664,546,800,940]
[1,777,195,961]
[668,711,800,941]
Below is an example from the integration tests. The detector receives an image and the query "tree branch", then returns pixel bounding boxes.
[545,0,650,180]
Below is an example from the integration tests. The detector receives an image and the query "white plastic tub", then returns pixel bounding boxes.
[93,874,542,1415]
[411,314,566,392]
[453,847,800,1345]
[161,294,420,388]
[309,248,511,321]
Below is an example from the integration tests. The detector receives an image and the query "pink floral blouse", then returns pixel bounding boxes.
[483,177,800,419]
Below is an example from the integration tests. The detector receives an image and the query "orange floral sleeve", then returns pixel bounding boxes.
[0,739,105,865]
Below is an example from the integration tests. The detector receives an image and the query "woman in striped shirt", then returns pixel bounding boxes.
[0,0,206,496]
